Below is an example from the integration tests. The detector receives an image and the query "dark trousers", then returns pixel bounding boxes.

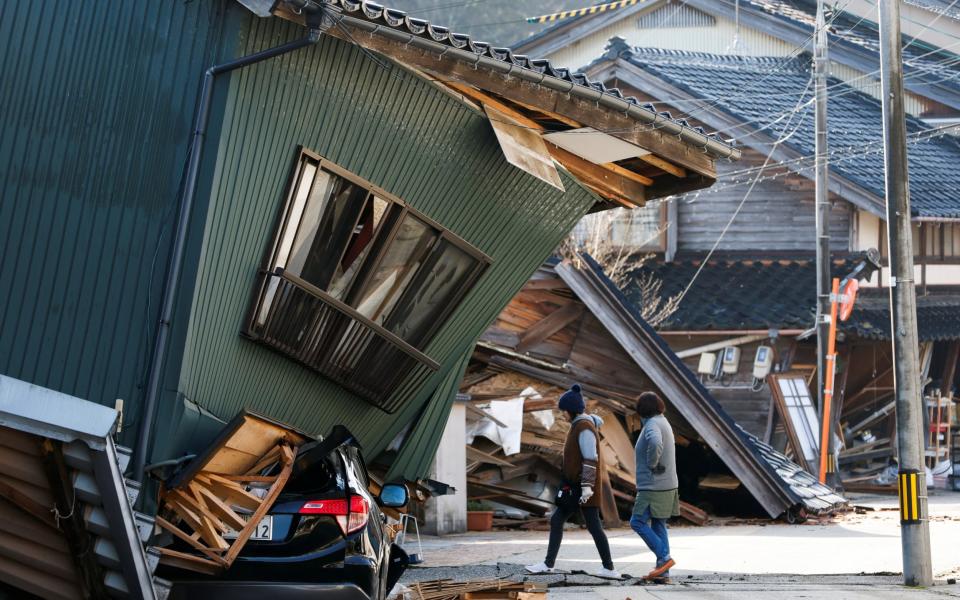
[544,505,613,570]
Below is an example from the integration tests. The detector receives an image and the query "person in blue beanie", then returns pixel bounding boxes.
[526,384,620,580]
[631,391,679,580]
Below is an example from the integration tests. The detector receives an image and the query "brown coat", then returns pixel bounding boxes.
[561,417,608,513]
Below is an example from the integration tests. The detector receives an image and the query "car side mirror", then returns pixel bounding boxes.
[379,483,408,508]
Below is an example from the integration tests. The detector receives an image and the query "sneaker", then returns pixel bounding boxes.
[525,562,557,574]
[591,567,622,580]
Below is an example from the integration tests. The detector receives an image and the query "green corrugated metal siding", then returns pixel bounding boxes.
[174,12,596,459]
[0,0,224,446]
[387,350,471,481]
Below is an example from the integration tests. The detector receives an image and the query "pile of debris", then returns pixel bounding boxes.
[462,372,709,528]
[406,579,546,600]
[839,388,956,492]
[836,342,958,492]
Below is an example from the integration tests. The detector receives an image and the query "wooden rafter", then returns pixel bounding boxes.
[446,82,650,206]
[546,143,644,207]
[446,82,543,130]
[601,161,655,186]
[516,302,585,352]
[639,154,686,178]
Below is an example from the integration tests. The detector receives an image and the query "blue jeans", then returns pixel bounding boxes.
[630,506,670,563]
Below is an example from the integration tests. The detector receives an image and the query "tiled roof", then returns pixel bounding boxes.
[746,0,960,86]
[904,0,960,20]
[622,254,960,340]
[739,425,848,514]
[517,0,960,94]
[320,0,735,155]
[613,45,960,218]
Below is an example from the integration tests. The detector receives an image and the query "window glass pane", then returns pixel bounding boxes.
[354,213,437,323]
[275,160,318,270]
[385,239,479,348]
[328,196,388,299]
[297,175,369,289]
[286,168,334,275]
[776,376,819,463]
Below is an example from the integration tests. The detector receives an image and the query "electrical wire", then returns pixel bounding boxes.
[673,77,815,305]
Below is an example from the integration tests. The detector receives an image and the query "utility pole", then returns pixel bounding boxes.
[878,0,933,586]
[813,0,835,486]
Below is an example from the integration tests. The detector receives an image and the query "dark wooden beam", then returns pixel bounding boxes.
[524,278,567,291]
[843,366,894,412]
[940,341,959,396]
[516,302,584,352]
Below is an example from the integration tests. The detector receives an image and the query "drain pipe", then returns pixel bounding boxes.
[132,17,327,484]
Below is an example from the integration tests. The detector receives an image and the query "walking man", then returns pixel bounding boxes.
[631,391,678,580]
[526,384,620,579]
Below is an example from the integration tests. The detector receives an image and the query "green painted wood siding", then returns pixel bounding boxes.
[0,0,224,445]
[175,13,595,458]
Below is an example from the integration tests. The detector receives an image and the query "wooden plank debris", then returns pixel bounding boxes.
[156,412,310,574]
[411,578,546,600]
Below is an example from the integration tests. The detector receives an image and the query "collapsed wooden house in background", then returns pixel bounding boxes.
[458,256,846,525]
[619,255,960,492]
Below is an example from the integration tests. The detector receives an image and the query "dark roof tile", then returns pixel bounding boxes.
[620,47,960,218]
[621,254,960,339]
[317,0,738,157]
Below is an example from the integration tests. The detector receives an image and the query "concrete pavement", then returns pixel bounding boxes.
[397,491,960,597]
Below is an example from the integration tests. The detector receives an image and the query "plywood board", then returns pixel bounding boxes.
[485,105,564,191]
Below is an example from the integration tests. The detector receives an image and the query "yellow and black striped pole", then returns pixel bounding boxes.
[898,470,922,524]
[526,0,644,24]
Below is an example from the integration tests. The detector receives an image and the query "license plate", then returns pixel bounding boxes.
[223,515,273,541]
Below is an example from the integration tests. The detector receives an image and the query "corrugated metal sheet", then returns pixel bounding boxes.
[0,0,223,447]
[0,375,159,599]
[173,12,596,460]
[386,350,472,481]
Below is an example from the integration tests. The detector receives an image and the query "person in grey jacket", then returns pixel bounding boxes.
[631,391,679,579]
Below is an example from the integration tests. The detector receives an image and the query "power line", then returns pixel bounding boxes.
[674,77,815,304]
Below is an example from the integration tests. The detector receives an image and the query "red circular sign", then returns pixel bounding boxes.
[839,279,859,322]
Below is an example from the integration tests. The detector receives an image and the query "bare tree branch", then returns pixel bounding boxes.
[559,207,680,328]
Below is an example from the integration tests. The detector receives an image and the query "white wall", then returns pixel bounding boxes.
[422,402,467,536]
[854,210,960,288]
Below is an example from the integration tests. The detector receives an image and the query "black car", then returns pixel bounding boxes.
[164,426,409,600]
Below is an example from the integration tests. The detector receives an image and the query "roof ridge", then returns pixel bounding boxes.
[624,45,810,72]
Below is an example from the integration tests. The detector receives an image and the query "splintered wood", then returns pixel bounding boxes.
[155,412,311,574]
[411,579,546,600]
[463,268,717,526]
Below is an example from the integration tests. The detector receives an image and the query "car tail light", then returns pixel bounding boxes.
[299,495,369,535]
